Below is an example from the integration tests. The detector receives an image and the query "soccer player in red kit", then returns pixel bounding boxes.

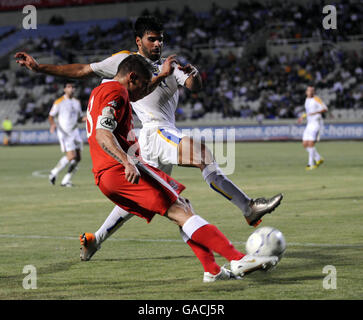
[85,54,279,282]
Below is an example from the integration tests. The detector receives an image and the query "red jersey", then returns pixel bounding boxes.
[86,80,138,183]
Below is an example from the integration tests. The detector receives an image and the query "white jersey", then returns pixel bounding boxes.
[49,95,82,135]
[90,50,189,127]
[304,96,327,126]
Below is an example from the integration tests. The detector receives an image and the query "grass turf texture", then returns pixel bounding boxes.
[1,142,362,300]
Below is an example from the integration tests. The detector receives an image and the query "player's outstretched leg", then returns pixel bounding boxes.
[168,198,280,281]
[180,229,239,282]
[178,137,283,227]
[203,163,283,226]
[79,205,133,261]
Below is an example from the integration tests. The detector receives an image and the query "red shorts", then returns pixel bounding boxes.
[97,163,185,223]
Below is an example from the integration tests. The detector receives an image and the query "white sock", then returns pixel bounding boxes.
[202,162,251,216]
[61,159,78,185]
[51,156,69,176]
[180,228,190,243]
[181,215,209,239]
[95,205,133,244]
[312,147,321,162]
[306,147,315,166]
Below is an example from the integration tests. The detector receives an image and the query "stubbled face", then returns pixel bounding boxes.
[128,73,151,102]
[136,31,163,61]
[64,83,75,97]
[306,86,315,98]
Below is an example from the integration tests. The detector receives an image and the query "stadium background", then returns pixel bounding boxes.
[0,0,362,144]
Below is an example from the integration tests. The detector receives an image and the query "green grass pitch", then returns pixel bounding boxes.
[1,141,363,300]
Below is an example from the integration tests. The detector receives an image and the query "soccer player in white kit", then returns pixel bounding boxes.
[298,85,328,170]
[15,17,283,267]
[48,82,85,186]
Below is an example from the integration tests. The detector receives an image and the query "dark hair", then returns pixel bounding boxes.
[117,54,152,79]
[63,81,76,88]
[133,16,163,38]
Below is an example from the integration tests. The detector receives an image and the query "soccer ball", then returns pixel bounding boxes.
[246,226,286,259]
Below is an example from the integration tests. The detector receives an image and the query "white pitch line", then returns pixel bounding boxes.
[32,170,50,178]
[0,234,362,248]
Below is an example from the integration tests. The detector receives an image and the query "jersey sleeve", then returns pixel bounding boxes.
[49,102,59,117]
[95,87,127,132]
[90,52,131,78]
[314,96,328,111]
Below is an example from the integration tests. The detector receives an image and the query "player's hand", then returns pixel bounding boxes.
[49,124,56,134]
[178,64,199,77]
[14,52,40,72]
[159,54,177,78]
[124,162,140,184]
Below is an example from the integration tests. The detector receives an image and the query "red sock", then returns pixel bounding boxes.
[187,239,220,275]
[191,224,244,261]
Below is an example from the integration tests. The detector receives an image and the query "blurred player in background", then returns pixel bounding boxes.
[15,16,282,261]
[85,54,279,282]
[2,116,13,145]
[298,85,328,170]
[48,82,86,186]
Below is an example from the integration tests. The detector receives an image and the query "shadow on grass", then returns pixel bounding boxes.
[101,255,194,262]
[251,245,360,285]
[293,196,363,202]
[1,260,78,281]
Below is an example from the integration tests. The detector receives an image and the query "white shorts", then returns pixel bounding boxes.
[138,126,186,175]
[57,128,83,153]
[303,123,321,142]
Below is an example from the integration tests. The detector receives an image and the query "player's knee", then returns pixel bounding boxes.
[193,143,215,170]
[166,197,194,226]
[179,197,195,215]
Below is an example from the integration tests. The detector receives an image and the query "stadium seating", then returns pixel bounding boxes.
[0,2,362,127]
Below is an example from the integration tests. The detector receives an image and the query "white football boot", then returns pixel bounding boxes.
[231,254,279,277]
[203,266,242,283]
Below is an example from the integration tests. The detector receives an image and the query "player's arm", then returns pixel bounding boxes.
[96,128,140,184]
[14,52,94,78]
[179,64,203,92]
[94,102,140,184]
[48,115,56,133]
[310,96,328,116]
[146,54,178,94]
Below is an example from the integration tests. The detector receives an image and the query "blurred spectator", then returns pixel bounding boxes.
[2,116,13,145]
[2,1,363,125]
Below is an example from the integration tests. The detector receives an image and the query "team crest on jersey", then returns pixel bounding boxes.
[151,63,160,75]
